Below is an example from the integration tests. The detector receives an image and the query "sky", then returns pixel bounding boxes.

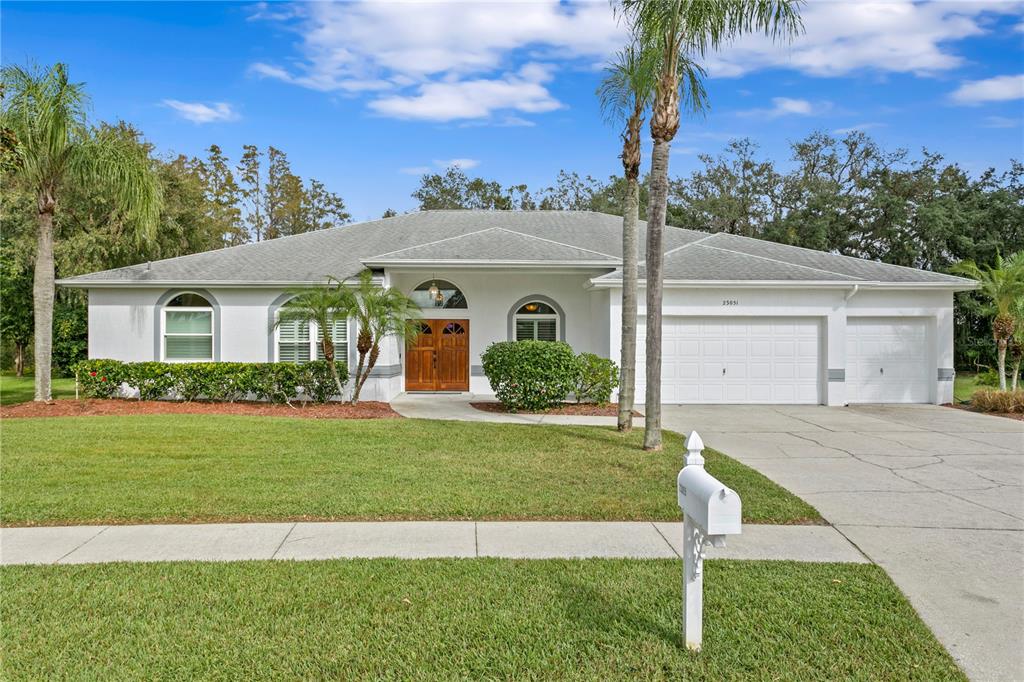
[3,0,1023,221]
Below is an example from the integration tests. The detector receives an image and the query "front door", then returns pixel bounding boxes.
[405,319,469,391]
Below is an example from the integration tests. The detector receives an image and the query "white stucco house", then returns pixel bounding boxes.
[59,210,975,405]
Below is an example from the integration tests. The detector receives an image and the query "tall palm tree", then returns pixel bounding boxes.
[276,285,348,397]
[339,270,421,404]
[598,37,705,432]
[619,0,802,450]
[953,252,1024,390]
[1,63,160,401]
[1009,295,1024,392]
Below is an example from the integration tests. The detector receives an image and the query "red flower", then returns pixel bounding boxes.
[89,371,97,377]
[100,377,107,382]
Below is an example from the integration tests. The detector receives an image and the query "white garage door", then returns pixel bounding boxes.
[846,318,931,403]
[637,317,821,404]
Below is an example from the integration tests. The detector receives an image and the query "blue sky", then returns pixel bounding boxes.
[3,1,1023,221]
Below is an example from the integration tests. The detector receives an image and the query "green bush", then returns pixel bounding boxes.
[481,341,581,412]
[976,369,1002,387]
[72,359,347,404]
[575,353,619,404]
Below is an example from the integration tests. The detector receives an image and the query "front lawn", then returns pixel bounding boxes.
[0,416,821,526]
[0,558,963,680]
[0,373,76,406]
[954,372,981,403]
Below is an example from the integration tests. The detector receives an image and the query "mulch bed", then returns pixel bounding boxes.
[470,401,640,417]
[0,399,401,420]
[947,403,1024,421]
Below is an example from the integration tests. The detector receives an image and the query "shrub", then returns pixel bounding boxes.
[976,369,1002,387]
[575,353,619,404]
[71,360,347,404]
[481,341,581,412]
[971,388,1024,413]
[74,359,127,398]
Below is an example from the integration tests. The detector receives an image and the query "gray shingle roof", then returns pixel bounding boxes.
[59,210,972,287]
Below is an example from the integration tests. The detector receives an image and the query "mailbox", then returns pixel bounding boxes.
[677,466,742,537]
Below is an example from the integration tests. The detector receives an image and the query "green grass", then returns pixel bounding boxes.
[0,558,964,680]
[0,416,821,526]
[0,372,76,405]
[954,372,981,403]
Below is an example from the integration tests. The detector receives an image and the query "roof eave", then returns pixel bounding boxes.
[587,278,978,291]
[363,259,621,269]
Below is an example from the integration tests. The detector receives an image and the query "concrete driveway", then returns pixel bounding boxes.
[659,404,1023,682]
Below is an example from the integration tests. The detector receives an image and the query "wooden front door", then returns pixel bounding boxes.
[405,319,469,391]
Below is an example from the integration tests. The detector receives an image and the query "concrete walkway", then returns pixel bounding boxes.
[660,404,1024,682]
[0,521,865,565]
[390,392,640,426]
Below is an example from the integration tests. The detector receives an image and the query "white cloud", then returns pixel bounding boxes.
[162,100,239,124]
[738,97,823,119]
[982,115,1020,128]
[399,166,433,176]
[833,122,886,134]
[950,74,1024,105]
[703,0,1024,78]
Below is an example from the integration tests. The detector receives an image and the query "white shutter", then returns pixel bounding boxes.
[278,319,311,363]
[316,317,348,360]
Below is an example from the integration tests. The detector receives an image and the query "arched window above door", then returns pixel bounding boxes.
[411,280,467,309]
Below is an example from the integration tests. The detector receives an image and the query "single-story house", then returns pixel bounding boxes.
[59,210,975,405]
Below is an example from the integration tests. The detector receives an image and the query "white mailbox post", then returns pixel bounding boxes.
[676,430,742,651]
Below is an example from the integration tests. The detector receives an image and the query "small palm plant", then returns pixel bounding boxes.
[952,252,1024,390]
[275,285,348,397]
[1,62,161,401]
[339,269,421,404]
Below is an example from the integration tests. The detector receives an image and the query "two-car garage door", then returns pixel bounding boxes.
[637,317,821,404]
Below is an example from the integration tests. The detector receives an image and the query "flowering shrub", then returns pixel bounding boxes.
[575,353,619,404]
[72,359,347,404]
[481,341,581,412]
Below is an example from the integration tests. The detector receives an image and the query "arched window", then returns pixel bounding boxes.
[276,299,348,364]
[411,280,467,309]
[163,292,214,361]
[514,301,558,341]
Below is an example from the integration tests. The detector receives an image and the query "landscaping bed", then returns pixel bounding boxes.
[948,404,1024,421]
[0,558,964,680]
[0,398,399,420]
[1,417,821,526]
[470,401,639,417]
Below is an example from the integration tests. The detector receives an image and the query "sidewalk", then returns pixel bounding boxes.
[390,392,645,426]
[0,521,866,566]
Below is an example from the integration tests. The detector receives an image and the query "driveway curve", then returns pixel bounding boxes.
[659,404,1023,682]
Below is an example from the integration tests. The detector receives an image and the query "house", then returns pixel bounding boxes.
[59,210,975,405]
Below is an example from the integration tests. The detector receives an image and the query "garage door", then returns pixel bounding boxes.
[637,317,821,404]
[846,317,931,403]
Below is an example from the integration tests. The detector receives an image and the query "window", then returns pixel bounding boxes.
[411,280,467,309]
[163,293,213,361]
[514,301,558,341]
[276,302,348,363]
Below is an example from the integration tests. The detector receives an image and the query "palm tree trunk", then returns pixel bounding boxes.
[351,343,379,404]
[1011,353,1021,392]
[997,339,1008,391]
[643,138,671,451]
[617,177,640,432]
[34,199,56,402]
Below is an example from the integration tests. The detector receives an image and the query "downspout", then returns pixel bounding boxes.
[844,284,860,302]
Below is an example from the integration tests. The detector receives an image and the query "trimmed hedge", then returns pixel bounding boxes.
[481,341,620,412]
[575,352,619,404]
[73,359,346,404]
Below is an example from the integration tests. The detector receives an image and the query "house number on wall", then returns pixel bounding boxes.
[722,299,739,306]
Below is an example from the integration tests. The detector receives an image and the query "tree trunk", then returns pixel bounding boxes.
[321,337,345,398]
[351,342,380,404]
[997,338,1008,391]
[617,177,640,432]
[34,198,56,402]
[1011,353,1021,392]
[14,343,25,377]
[643,138,672,451]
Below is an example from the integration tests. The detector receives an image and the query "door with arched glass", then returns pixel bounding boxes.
[405,319,469,391]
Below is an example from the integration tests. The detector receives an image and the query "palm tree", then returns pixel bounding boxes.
[619,0,802,450]
[339,270,421,404]
[275,285,348,397]
[953,252,1024,390]
[1,63,160,401]
[598,36,705,433]
[1009,295,1024,392]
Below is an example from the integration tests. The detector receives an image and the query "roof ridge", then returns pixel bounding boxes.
[695,240,864,280]
[662,232,717,258]
[494,227,619,260]
[368,226,502,258]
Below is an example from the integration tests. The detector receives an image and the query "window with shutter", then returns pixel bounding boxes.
[163,293,214,361]
[316,317,348,360]
[278,318,311,363]
[513,301,559,342]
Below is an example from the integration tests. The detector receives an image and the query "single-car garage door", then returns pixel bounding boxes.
[637,317,821,404]
[846,317,931,403]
